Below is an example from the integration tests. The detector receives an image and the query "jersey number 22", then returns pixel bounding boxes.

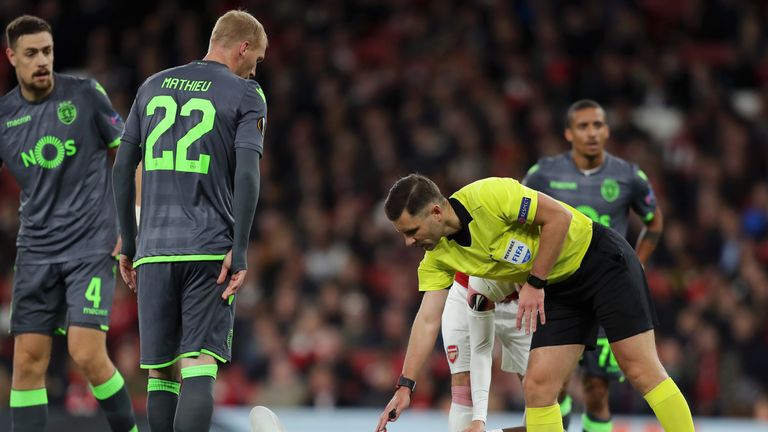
[144,95,214,174]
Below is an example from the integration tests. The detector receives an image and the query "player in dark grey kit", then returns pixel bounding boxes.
[523,99,664,432]
[113,10,267,432]
[0,15,137,432]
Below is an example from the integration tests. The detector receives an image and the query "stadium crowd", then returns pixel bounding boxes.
[1,0,768,421]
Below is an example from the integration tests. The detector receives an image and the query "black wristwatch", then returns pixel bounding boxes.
[526,274,548,289]
[395,375,416,393]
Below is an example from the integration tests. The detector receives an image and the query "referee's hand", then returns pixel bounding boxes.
[218,250,247,300]
[375,387,411,432]
[516,283,545,334]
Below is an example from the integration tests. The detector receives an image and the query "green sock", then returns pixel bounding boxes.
[560,394,572,430]
[90,370,138,432]
[174,364,218,432]
[10,388,48,432]
[581,413,611,432]
[147,378,180,431]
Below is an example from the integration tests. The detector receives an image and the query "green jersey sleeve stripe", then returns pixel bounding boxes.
[527,164,540,175]
[133,254,226,267]
[254,86,266,105]
[94,81,108,97]
[644,212,655,222]
[108,137,121,148]
[636,169,649,182]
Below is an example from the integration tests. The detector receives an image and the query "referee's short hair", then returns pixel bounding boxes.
[209,10,267,50]
[565,99,604,128]
[6,15,52,50]
[384,174,445,221]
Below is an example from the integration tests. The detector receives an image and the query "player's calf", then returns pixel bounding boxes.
[174,357,218,432]
[68,327,137,432]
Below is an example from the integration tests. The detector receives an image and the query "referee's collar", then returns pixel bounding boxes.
[447,198,472,247]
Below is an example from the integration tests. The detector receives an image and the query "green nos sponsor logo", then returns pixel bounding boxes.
[20,135,77,169]
[576,205,611,228]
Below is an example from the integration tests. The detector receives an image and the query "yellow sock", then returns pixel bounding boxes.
[644,377,695,432]
[525,404,563,432]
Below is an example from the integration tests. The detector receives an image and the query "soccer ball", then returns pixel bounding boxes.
[468,276,519,303]
[249,406,287,432]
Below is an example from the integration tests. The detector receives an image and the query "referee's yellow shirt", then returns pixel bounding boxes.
[417,177,593,292]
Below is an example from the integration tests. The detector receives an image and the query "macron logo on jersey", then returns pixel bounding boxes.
[110,112,120,125]
[517,197,531,224]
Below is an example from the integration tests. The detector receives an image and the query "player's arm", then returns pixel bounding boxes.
[630,168,663,266]
[467,283,495,427]
[376,288,449,431]
[218,148,261,299]
[220,82,267,298]
[87,79,124,150]
[636,206,663,265]
[112,96,143,291]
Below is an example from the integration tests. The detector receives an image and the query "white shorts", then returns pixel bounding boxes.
[441,279,531,375]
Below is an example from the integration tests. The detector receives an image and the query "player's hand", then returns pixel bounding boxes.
[118,255,137,293]
[111,236,122,257]
[218,250,247,300]
[462,420,486,432]
[375,387,411,431]
[516,283,545,334]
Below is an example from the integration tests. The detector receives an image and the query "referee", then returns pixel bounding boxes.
[375,174,693,432]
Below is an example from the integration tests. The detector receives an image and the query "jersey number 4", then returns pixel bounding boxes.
[144,95,214,174]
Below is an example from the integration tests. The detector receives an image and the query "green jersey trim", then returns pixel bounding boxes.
[527,163,540,175]
[140,349,229,369]
[254,86,267,105]
[108,137,121,148]
[636,169,649,182]
[94,81,108,97]
[134,254,226,267]
[10,388,48,408]
[644,212,655,222]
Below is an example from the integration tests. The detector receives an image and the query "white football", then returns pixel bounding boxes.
[468,276,518,303]
[249,406,287,432]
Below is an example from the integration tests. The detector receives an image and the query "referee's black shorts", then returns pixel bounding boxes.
[530,223,659,351]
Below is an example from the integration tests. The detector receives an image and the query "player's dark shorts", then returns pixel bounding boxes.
[11,254,116,335]
[136,260,234,369]
[580,328,625,381]
[531,223,659,351]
